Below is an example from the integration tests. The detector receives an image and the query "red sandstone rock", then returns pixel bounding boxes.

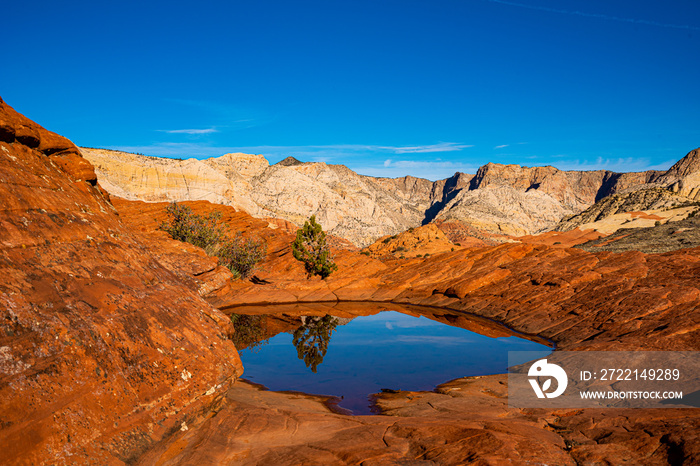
[0,98,241,464]
[114,198,699,464]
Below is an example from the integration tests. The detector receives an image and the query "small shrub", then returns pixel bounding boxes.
[395,246,406,252]
[382,237,391,244]
[292,215,338,279]
[455,242,461,246]
[159,203,225,254]
[217,234,267,279]
[408,227,415,232]
[360,250,370,256]
[416,254,423,258]
[451,247,454,252]
[655,220,661,227]
[159,202,266,279]
[553,241,562,245]
[399,255,405,259]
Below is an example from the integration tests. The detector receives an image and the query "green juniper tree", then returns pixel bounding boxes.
[291,215,338,279]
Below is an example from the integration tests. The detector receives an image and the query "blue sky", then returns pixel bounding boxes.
[3,0,699,180]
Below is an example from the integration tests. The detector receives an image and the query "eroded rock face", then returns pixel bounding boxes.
[365,223,460,258]
[434,184,575,236]
[5,97,699,464]
[576,211,700,254]
[555,187,693,232]
[0,98,242,464]
[555,148,700,233]
[658,148,700,199]
[83,147,679,246]
[82,148,438,247]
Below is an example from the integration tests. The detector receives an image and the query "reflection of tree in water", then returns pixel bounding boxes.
[229,314,269,351]
[292,315,339,373]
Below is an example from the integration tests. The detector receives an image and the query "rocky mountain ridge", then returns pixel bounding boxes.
[81,148,700,247]
[84,147,698,246]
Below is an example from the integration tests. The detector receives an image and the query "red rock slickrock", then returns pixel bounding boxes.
[167,197,697,354]
[516,228,605,248]
[0,97,242,464]
[365,223,458,258]
[434,219,505,248]
[117,198,700,465]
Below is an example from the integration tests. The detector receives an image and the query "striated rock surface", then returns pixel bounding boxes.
[433,184,575,236]
[576,211,700,254]
[0,98,242,464]
[657,147,700,199]
[116,199,699,353]
[434,162,664,236]
[117,200,700,465]
[364,223,458,259]
[469,162,663,207]
[38,190,690,465]
[82,147,685,246]
[556,148,700,234]
[5,97,700,465]
[556,187,695,232]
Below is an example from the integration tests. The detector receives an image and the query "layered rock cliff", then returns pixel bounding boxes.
[83,148,674,245]
[0,98,242,463]
[83,148,438,247]
[555,148,700,232]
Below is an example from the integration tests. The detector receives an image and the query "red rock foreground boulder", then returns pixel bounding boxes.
[0,97,242,464]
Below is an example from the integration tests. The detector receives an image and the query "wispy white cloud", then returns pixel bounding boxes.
[259,142,473,154]
[494,144,509,149]
[552,156,675,172]
[112,142,473,160]
[379,142,474,154]
[394,335,474,345]
[363,160,478,180]
[158,128,219,135]
[484,0,700,31]
[383,159,471,170]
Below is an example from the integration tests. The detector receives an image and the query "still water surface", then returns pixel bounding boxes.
[233,304,550,414]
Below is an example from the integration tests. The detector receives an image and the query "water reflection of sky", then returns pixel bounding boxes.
[239,311,550,415]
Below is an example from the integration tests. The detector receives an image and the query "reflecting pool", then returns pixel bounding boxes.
[227,302,551,414]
